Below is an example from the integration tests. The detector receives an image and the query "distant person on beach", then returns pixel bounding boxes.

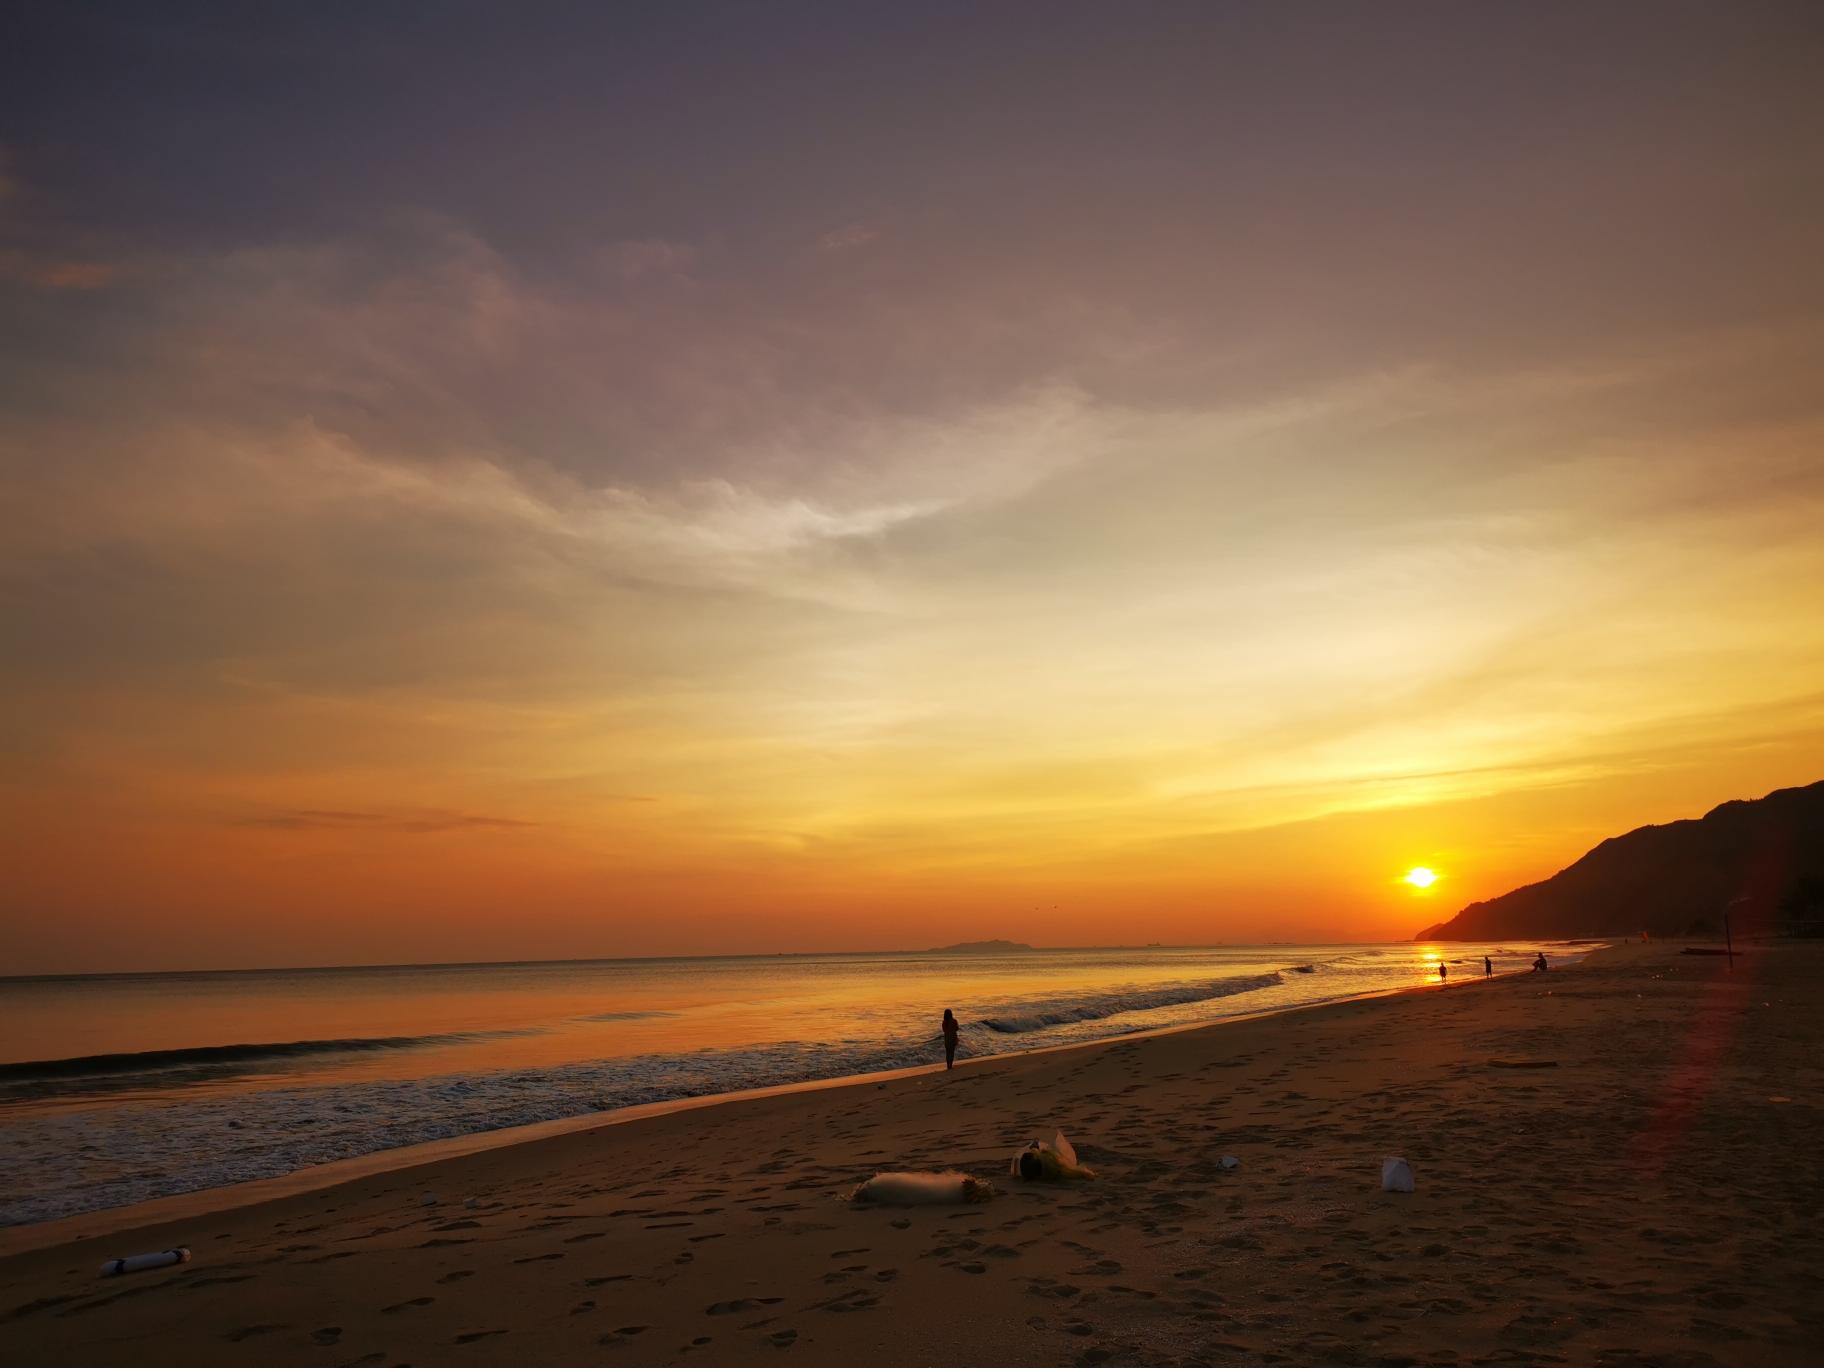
[1484,956,1493,976]
[941,1009,959,1069]
[1438,963,1448,981]
[1533,952,1549,972]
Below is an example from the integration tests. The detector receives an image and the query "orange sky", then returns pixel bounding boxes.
[3,7,1823,972]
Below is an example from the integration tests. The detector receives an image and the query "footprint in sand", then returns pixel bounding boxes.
[707,1297,784,1315]
[224,1324,288,1342]
[381,1297,433,1313]
[437,1270,475,1284]
[811,1289,880,1313]
[309,1326,342,1345]
[768,1328,798,1347]
[453,1329,506,1344]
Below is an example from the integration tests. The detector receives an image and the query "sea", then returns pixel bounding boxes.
[0,940,1592,1227]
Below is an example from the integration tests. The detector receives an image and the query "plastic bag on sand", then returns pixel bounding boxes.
[1381,1157,1415,1193]
[848,1171,993,1205]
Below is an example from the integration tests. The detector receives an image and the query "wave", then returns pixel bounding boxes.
[977,972,1283,1034]
[0,1030,537,1085]
[576,1010,675,1023]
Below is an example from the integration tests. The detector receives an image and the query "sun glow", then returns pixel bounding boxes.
[1403,866,1439,889]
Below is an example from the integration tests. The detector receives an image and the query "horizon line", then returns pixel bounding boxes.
[0,938,1454,984]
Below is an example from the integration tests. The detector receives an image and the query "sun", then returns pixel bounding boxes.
[1403,866,1439,889]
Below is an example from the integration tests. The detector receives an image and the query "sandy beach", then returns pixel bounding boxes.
[4,942,1818,1367]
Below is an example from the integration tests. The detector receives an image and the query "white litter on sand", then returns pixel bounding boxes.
[1381,1157,1415,1193]
[847,1171,993,1205]
[100,1248,190,1277]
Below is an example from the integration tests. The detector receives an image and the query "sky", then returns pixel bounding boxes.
[3,3,1822,973]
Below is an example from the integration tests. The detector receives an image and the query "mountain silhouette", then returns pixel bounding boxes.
[1416,780,1824,941]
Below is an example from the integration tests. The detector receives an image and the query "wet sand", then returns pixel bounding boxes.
[3,942,1818,1366]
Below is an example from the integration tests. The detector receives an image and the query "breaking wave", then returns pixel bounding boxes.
[978,972,1283,1033]
[0,1031,539,1089]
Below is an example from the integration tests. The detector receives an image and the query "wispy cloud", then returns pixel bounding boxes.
[5,207,1822,966]
[603,238,698,282]
[230,808,537,833]
[0,248,117,290]
[817,222,878,252]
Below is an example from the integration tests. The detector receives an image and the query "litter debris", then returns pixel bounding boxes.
[1219,1155,1241,1171]
[100,1248,190,1278]
[1381,1157,1415,1193]
[420,1192,439,1207]
[848,1171,994,1205]
[464,1197,480,1209]
[1011,1130,1098,1181]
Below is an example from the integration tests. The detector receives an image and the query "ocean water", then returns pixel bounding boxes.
[0,941,1590,1226]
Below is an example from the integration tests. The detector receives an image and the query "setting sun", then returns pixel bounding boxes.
[1403,867,1439,889]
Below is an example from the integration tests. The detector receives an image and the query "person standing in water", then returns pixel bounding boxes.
[941,1009,960,1070]
[1438,962,1448,982]
[1484,956,1493,977]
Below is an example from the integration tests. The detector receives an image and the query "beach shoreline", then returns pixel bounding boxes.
[5,939,1815,1366]
[0,954,1584,1258]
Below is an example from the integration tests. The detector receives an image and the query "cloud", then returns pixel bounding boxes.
[603,238,698,282]
[817,222,879,252]
[230,808,537,833]
[3,217,1821,932]
[0,249,117,290]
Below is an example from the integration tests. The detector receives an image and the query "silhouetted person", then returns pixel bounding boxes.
[1533,952,1548,972]
[941,1009,959,1069]
[1484,956,1493,976]
[1438,962,1448,981]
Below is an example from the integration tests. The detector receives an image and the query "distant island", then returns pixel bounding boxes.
[925,939,1036,954]
[1417,780,1824,941]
